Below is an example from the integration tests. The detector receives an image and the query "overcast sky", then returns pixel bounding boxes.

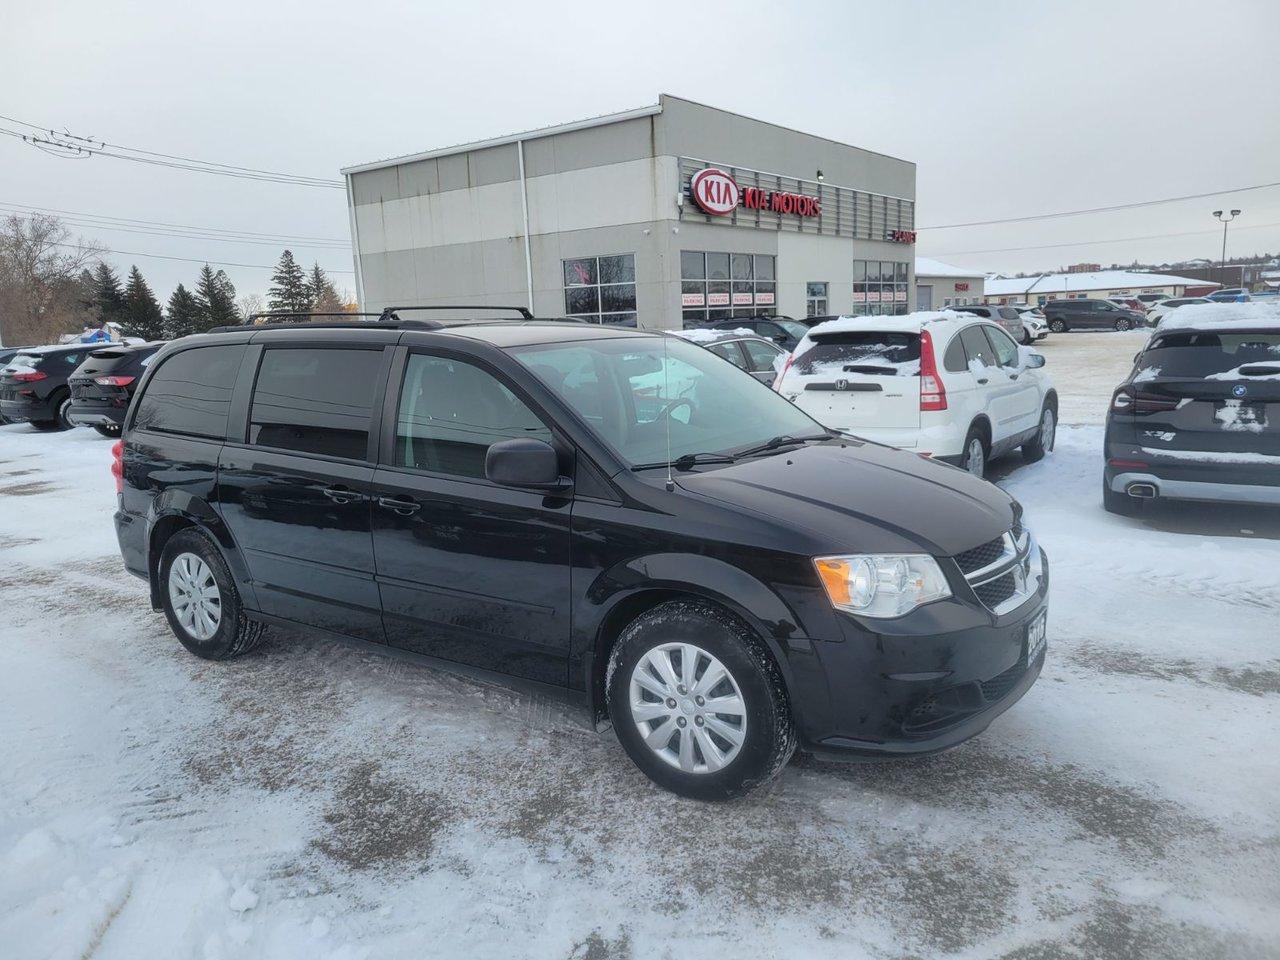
[3,0,1278,302]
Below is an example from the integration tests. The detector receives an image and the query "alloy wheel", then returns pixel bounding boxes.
[966,437,986,476]
[1041,408,1057,452]
[168,552,222,640]
[629,642,747,774]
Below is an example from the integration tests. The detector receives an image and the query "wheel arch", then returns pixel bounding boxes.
[146,493,256,612]
[582,555,808,727]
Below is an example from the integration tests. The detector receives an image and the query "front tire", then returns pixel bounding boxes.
[159,529,266,660]
[1021,402,1056,463]
[1049,318,1067,333]
[1114,317,1132,332]
[607,600,795,800]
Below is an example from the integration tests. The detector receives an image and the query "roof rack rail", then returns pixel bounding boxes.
[377,304,534,321]
[208,311,445,334]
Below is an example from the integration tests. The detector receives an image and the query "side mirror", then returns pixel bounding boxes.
[485,438,570,491]
[1025,353,1046,368]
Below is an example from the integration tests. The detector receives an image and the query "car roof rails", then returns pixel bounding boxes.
[208,310,446,334]
[376,304,535,322]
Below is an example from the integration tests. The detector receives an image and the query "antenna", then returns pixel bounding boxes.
[663,332,675,493]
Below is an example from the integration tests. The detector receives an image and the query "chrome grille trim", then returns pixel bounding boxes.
[962,527,1040,615]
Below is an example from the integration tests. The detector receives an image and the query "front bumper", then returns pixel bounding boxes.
[798,548,1050,759]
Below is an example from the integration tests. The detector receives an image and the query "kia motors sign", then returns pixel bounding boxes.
[742,186,820,217]
[690,168,740,216]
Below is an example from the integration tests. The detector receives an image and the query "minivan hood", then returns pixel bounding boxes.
[674,440,1015,557]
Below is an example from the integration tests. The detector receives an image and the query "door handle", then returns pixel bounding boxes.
[377,495,421,516]
[322,485,362,505]
[976,377,989,385]
[1009,373,1020,380]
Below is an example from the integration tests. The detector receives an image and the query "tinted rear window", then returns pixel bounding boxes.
[133,345,246,439]
[1138,332,1280,379]
[249,347,384,460]
[793,332,920,376]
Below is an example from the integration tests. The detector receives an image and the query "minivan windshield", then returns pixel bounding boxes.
[511,336,825,468]
[1140,331,1280,378]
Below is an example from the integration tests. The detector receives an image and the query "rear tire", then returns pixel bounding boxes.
[607,600,795,800]
[159,529,266,660]
[1114,317,1132,332]
[93,423,122,438]
[1021,402,1056,463]
[1049,318,1067,333]
[1103,482,1142,516]
[961,425,989,478]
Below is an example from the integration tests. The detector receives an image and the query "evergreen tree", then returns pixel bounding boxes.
[121,266,166,341]
[267,249,310,313]
[306,262,346,314]
[91,262,126,329]
[195,264,240,330]
[165,283,203,339]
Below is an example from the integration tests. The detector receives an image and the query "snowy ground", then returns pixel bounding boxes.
[2,331,1278,960]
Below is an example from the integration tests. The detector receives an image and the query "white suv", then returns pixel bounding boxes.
[775,313,1058,476]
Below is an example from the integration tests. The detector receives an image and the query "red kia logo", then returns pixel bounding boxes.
[690,167,740,216]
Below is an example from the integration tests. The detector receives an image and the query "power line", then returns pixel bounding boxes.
[0,200,348,243]
[52,241,354,274]
[931,220,1280,257]
[0,114,344,188]
[918,180,1280,230]
[1,208,350,250]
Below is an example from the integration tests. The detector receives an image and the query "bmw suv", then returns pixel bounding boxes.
[112,313,1048,799]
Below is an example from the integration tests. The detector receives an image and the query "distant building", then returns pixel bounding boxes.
[1139,261,1274,291]
[1066,263,1101,273]
[983,269,1219,305]
[915,257,985,310]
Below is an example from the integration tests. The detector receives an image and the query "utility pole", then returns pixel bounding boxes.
[1213,209,1241,288]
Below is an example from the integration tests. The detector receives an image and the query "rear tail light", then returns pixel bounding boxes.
[1112,388,1178,414]
[111,440,124,494]
[11,370,48,383]
[774,353,795,391]
[919,329,947,411]
[94,375,136,387]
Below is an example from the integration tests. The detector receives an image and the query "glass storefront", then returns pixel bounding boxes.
[680,251,776,327]
[563,254,638,325]
[853,260,910,316]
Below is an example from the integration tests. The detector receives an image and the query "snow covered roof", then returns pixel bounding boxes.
[669,327,756,344]
[806,310,969,338]
[915,257,985,279]
[1157,301,1280,332]
[985,270,1220,297]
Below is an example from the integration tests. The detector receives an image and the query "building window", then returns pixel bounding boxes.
[852,260,909,315]
[563,254,637,326]
[680,251,776,327]
[806,282,828,317]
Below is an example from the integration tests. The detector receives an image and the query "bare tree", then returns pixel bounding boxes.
[236,292,264,321]
[0,214,104,346]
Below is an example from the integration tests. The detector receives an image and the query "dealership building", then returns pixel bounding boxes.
[341,95,918,328]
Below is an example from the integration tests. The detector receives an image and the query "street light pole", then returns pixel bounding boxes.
[1212,209,1241,288]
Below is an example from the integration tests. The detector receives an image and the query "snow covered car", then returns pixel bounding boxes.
[112,311,1048,800]
[1148,297,1212,328]
[1104,302,1280,512]
[1018,309,1050,345]
[670,327,788,386]
[775,313,1058,477]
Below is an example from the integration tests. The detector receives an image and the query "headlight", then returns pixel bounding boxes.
[813,554,951,618]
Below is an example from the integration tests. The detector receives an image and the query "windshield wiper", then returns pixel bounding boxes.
[631,452,738,472]
[732,433,831,459]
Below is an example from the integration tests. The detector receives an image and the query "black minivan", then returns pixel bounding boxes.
[113,317,1049,799]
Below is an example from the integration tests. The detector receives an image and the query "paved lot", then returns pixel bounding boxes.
[1,331,1277,959]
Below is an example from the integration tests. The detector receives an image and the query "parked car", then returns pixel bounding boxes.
[0,344,94,429]
[1135,293,1168,308]
[113,314,1047,800]
[709,316,809,350]
[1019,311,1050,344]
[0,347,26,423]
[1148,297,1212,327]
[67,341,165,437]
[671,328,787,385]
[1103,304,1280,513]
[774,314,1057,477]
[1043,298,1144,332]
[950,304,1026,344]
[1105,297,1147,315]
[1207,288,1250,303]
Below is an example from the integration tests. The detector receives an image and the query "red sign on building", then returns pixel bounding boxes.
[887,230,917,244]
[689,168,741,216]
[955,281,969,292]
[741,186,821,217]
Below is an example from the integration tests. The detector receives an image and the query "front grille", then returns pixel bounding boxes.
[974,570,1017,608]
[954,536,1006,574]
[980,661,1023,701]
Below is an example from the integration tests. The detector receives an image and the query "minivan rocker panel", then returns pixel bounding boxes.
[113,320,1047,799]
